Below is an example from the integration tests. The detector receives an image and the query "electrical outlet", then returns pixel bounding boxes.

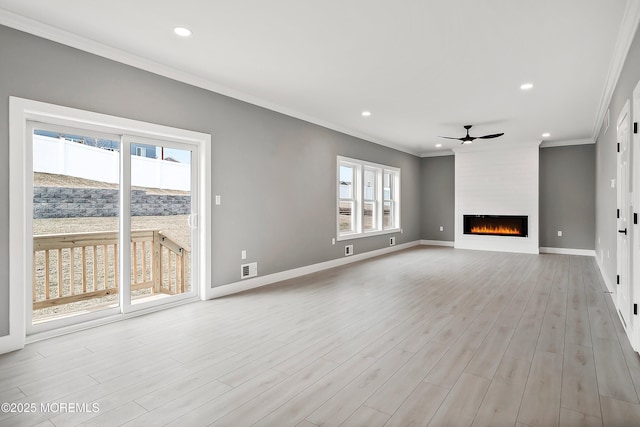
[390,237,396,246]
[557,231,562,237]
[241,250,246,260]
[439,226,444,231]
[332,238,335,245]
[215,195,221,205]
[345,245,353,256]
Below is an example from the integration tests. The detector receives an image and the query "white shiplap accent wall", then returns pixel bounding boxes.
[453,142,540,254]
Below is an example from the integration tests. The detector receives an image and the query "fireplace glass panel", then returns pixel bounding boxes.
[463,215,528,237]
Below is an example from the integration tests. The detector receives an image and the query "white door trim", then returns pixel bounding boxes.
[616,100,633,344]
[632,83,640,351]
[7,97,212,352]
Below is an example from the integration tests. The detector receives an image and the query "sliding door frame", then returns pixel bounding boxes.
[7,97,212,351]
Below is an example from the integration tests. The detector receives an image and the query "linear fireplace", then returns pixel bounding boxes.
[463,215,528,237]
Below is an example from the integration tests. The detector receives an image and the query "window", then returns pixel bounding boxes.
[337,156,400,240]
[339,163,358,233]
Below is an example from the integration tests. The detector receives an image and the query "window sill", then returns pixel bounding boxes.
[337,228,402,242]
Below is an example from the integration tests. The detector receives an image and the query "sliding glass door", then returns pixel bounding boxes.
[29,124,199,332]
[124,136,198,311]
[30,123,122,329]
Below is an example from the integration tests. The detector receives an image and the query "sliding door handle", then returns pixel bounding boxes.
[618,228,628,235]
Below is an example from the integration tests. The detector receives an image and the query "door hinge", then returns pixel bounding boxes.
[617,274,620,285]
[617,208,620,219]
[635,212,638,225]
[618,142,621,152]
[635,122,638,134]
[635,304,638,315]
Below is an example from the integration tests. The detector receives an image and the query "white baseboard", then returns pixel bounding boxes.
[207,240,422,299]
[420,240,454,247]
[0,331,24,355]
[539,247,597,257]
[207,242,598,300]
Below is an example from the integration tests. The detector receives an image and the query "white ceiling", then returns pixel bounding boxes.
[0,1,637,156]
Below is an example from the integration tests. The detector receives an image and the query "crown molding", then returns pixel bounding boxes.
[591,0,640,140]
[420,150,455,158]
[421,137,595,157]
[0,9,421,158]
[540,137,595,148]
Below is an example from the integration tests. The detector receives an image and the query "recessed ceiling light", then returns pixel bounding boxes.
[542,133,551,138]
[520,83,534,90]
[174,27,192,37]
[361,111,371,117]
[435,143,442,148]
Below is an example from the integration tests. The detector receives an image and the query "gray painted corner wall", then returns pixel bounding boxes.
[539,145,595,249]
[0,25,421,337]
[420,156,455,241]
[596,22,640,288]
[420,148,596,250]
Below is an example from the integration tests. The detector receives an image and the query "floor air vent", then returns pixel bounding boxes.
[241,262,258,279]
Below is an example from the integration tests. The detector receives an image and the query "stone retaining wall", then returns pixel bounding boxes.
[33,187,190,218]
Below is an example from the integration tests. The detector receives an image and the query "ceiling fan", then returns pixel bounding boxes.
[439,125,504,144]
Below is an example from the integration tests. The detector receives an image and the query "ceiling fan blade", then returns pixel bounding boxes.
[477,133,504,139]
[438,136,463,140]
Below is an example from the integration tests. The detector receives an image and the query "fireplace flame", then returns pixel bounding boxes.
[471,225,521,235]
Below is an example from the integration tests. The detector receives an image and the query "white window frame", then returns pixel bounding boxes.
[338,160,361,235]
[363,166,379,232]
[6,97,212,352]
[383,170,397,230]
[337,156,400,241]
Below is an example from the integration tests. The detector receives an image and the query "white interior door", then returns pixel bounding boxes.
[617,101,632,335]
[632,83,640,351]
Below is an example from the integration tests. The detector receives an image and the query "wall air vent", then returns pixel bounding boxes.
[240,262,258,279]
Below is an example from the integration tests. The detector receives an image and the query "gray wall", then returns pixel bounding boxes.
[420,156,455,241]
[595,23,640,288]
[539,145,595,249]
[0,25,422,337]
[420,148,596,250]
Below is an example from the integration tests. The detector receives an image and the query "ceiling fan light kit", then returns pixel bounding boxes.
[439,125,504,144]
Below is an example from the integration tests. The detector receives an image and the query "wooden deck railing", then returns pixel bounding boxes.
[33,230,190,309]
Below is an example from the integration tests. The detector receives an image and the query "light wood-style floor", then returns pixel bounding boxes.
[1,246,640,426]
